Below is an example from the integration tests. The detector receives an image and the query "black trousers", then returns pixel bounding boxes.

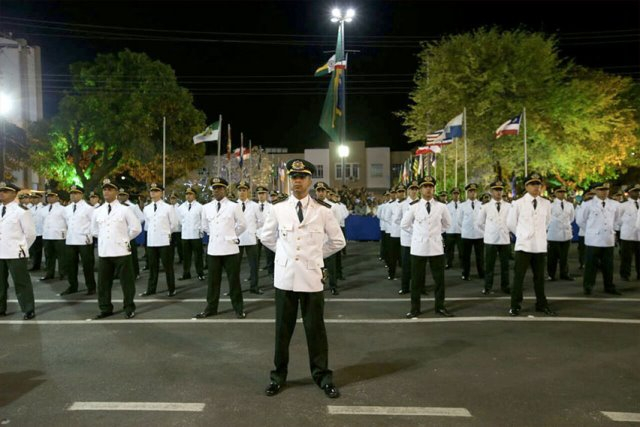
[619,239,640,280]
[578,236,586,267]
[461,238,484,278]
[484,244,510,291]
[171,232,183,262]
[29,236,43,269]
[400,245,412,292]
[97,255,136,314]
[182,238,204,278]
[388,236,401,279]
[379,230,385,260]
[444,233,462,268]
[258,239,275,274]
[65,244,96,291]
[44,239,66,278]
[239,245,259,291]
[410,254,446,313]
[0,258,35,314]
[324,253,338,290]
[130,239,140,277]
[146,245,175,293]
[583,246,615,292]
[547,240,571,279]
[511,251,548,310]
[381,232,390,264]
[205,254,243,315]
[270,288,332,388]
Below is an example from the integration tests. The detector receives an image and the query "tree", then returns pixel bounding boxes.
[399,28,639,188]
[29,49,206,191]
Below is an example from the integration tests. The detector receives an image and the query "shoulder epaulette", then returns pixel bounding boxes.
[312,197,331,209]
[410,199,420,205]
[228,199,237,203]
[124,202,130,206]
[272,196,288,205]
[19,204,29,210]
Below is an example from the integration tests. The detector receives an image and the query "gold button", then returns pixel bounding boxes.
[295,257,299,261]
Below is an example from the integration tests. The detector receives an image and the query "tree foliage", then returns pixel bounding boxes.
[399,27,639,188]
[29,49,206,191]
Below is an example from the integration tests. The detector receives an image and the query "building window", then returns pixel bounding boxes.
[370,163,383,178]
[336,164,342,179]
[351,163,359,180]
[336,163,359,180]
[313,165,324,179]
[391,163,403,179]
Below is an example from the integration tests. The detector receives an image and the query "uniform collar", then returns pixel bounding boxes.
[290,194,310,207]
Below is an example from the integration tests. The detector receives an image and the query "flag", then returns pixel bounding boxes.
[496,114,522,138]
[315,54,335,77]
[416,145,442,155]
[234,147,251,160]
[445,113,463,139]
[193,121,220,145]
[319,24,346,142]
[426,129,444,143]
[418,154,424,177]
[226,124,232,160]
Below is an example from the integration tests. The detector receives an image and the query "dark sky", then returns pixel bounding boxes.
[1,0,638,152]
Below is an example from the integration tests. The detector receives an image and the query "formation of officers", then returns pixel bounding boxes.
[376,173,630,318]
[0,171,634,322]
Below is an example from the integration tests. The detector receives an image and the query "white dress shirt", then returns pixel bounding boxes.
[42,202,67,240]
[177,200,204,240]
[476,199,512,245]
[618,199,640,241]
[507,193,551,253]
[64,200,94,245]
[238,199,260,246]
[445,200,462,234]
[260,195,345,292]
[401,198,452,257]
[91,200,142,257]
[458,199,484,239]
[201,197,247,256]
[547,198,575,242]
[579,197,619,247]
[0,201,36,259]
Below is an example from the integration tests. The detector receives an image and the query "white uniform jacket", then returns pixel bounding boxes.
[30,203,44,236]
[383,201,396,234]
[547,199,575,242]
[336,202,350,227]
[64,200,94,245]
[238,199,260,246]
[445,200,462,234]
[0,201,36,259]
[399,197,416,247]
[177,201,204,240]
[458,199,484,239]
[507,193,551,253]
[476,200,512,245]
[376,202,387,232]
[201,197,247,256]
[618,199,640,241]
[389,199,403,238]
[260,195,345,292]
[256,201,272,240]
[401,198,451,257]
[579,197,619,248]
[91,200,142,257]
[41,202,67,240]
[144,200,178,247]
[575,204,586,237]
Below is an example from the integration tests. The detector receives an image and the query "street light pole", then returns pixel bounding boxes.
[0,92,13,181]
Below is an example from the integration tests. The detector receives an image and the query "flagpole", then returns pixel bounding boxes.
[217,114,222,176]
[443,147,447,191]
[162,116,166,189]
[249,139,253,187]
[227,123,232,181]
[454,139,458,188]
[463,107,468,184]
[240,132,244,177]
[523,106,528,176]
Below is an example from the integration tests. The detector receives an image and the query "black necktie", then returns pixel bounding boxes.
[217,201,221,212]
[1,206,5,217]
[471,201,475,210]
[426,201,431,214]
[561,201,564,210]
[297,201,303,223]
[242,202,246,212]
[188,203,192,211]
[454,202,457,209]
[602,201,605,208]
[108,204,112,215]
[49,205,52,212]
[635,201,638,210]
[496,202,501,212]
[260,203,264,212]
[73,204,77,213]
[533,199,537,210]
[154,203,157,212]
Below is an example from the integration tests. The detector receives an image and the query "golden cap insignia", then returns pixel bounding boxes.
[292,160,304,170]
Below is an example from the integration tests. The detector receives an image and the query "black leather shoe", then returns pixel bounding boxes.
[405,311,420,319]
[560,276,574,281]
[250,289,264,295]
[178,276,191,281]
[398,290,409,295]
[509,308,520,316]
[86,289,96,296]
[125,311,136,319]
[193,311,214,319]
[436,308,454,317]
[605,289,622,295]
[547,276,556,281]
[58,288,77,296]
[167,290,177,297]
[330,288,339,296]
[39,276,53,281]
[481,289,494,295]
[584,289,592,295]
[139,291,155,297]
[461,276,471,281]
[322,384,340,399]
[197,275,205,281]
[502,288,511,294]
[265,382,281,396]
[93,312,114,319]
[536,306,557,316]
[0,312,6,317]
[421,289,429,296]
[236,311,247,319]
[23,311,36,320]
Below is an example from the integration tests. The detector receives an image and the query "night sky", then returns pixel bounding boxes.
[1,0,638,152]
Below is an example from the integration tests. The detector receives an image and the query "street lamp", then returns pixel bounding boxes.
[338,144,349,187]
[0,92,12,181]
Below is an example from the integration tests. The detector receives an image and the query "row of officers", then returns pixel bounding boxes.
[376,174,632,318]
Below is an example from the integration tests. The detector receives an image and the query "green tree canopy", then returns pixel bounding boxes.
[29,49,206,192]
[399,27,639,189]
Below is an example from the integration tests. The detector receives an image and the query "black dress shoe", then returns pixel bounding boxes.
[125,311,136,319]
[398,290,409,295]
[322,384,340,399]
[178,276,191,281]
[197,275,205,281]
[584,289,592,295]
[481,289,494,295]
[193,311,214,319]
[421,289,429,296]
[139,291,155,297]
[86,289,96,296]
[560,276,574,281]
[502,288,511,294]
[93,312,114,319]
[330,288,339,296]
[23,311,36,320]
[250,289,264,295]
[265,382,281,396]
[436,308,454,317]
[509,308,520,316]
[167,290,177,297]
[405,311,420,319]
[461,276,471,281]
[39,276,53,281]
[536,306,557,316]
[605,289,622,295]
[236,311,247,319]
[58,288,77,296]
[0,312,6,317]
[547,276,556,281]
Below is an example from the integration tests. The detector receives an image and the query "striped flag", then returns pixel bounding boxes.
[416,145,442,155]
[496,114,522,138]
[426,129,444,143]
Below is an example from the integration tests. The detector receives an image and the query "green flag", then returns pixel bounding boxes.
[193,121,220,145]
[319,25,346,143]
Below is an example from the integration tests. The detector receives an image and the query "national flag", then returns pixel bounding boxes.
[417,154,424,177]
[319,25,346,142]
[416,145,442,155]
[426,129,444,143]
[445,113,463,139]
[496,114,522,138]
[234,147,251,161]
[193,121,220,145]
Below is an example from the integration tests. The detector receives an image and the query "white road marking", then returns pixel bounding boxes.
[67,402,205,412]
[602,412,640,422]
[327,405,472,417]
[0,316,638,325]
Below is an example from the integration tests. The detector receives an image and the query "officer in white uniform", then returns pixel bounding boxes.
[169,192,184,264]
[177,186,205,281]
[314,182,340,295]
[255,186,274,275]
[328,190,349,279]
[575,191,594,269]
[401,176,453,318]
[90,179,142,319]
[140,183,178,297]
[444,187,463,269]
[194,177,247,319]
[387,185,404,281]
[617,184,640,281]
[580,183,621,295]
[0,182,37,319]
[237,180,263,294]
[506,173,556,316]
[399,180,419,294]
[60,185,96,296]
[261,159,345,399]
[117,188,144,279]
[547,186,575,281]
[89,191,101,208]
[39,190,67,280]
[476,180,511,295]
[458,183,484,281]
[28,192,44,270]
